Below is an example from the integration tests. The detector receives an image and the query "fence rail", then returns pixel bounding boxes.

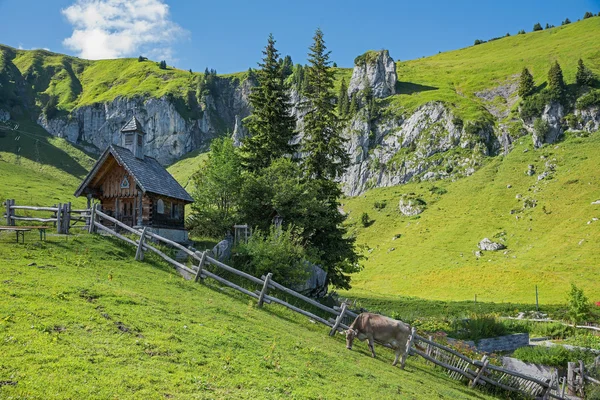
[3,200,594,399]
[3,199,87,234]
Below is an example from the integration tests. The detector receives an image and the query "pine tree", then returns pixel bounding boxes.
[583,11,593,19]
[301,28,348,181]
[548,61,566,100]
[545,23,550,29]
[337,78,349,117]
[159,60,167,69]
[518,67,535,98]
[533,22,543,31]
[576,58,595,86]
[518,29,526,35]
[241,34,297,172]
[562,18,571,25]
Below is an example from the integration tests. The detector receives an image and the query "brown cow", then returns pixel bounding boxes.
[345,312,412,366]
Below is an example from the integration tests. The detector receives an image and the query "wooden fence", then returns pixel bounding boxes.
[3,199,90,234]
[3,200,594,399]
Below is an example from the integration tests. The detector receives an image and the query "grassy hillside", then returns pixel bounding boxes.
[0,118,94,206]
[167,149,208,191]
[381,17,600,122]
[0,233,498,399]
[341,131,600,307]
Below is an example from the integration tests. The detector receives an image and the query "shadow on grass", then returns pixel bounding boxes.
[396,81,439,95]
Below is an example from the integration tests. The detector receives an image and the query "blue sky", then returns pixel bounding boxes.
[0,0,598,74]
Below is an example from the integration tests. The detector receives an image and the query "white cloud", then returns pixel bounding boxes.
[61,0,186,61]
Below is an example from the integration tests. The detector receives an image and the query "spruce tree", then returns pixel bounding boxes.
[533,22,543,31]
[301,28,348,181]
[583,11,593,19]
[518,67,535,98]
[349,92,358,115]
[337,78,349,117]
[548,61,566,100]
[576,58,594,86]
[241,34,297,172]
[562,18,571,25]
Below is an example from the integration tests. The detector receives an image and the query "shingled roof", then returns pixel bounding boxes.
[120,116,144,134]
[75,145,193,203]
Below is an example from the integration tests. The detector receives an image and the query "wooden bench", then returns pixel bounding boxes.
[0,226,50,243]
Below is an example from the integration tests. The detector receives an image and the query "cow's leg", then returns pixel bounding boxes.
[367,336,376,358]
[392,348,401,366]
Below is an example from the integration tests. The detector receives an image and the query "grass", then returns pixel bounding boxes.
[341,131,600,306]
[167,149,209,191]
[512,345,597,368]
[0,232,498,399]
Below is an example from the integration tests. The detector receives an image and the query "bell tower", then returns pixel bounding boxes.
[120,116,145,159]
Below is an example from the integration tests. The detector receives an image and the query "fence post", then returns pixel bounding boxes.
[135,227,147,261]
[471,355,489,387]
[5,199,14,226]
[567,362,576,395]
[578,360,585,397]
[56,203,63,234]
[257,272,272,307]
[194,251,207,282]
[88,204,97,233]
[329,302,348,336]
[63,202,71,234]
[401,327,417,370]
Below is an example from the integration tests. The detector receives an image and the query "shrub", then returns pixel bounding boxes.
[450,314,507,342]
[361,212,372,227]
[373,200,387,210]
[533,118,551,142]
[513,345,596,368]
[474,39,485,46]
[137,55,147,62]
[564,114,580,129]
[429,186,448,196]
[234,226,309,286]
[576,89,600,109]
[567,284,590,324]
[520,91,551,120]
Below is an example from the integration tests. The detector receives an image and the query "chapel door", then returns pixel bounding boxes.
[120,199,135,227]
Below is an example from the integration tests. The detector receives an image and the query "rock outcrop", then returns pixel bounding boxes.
[527,101,565,148]
[340,102,499,196]
[348,50,397,99]
[576,106,600,132]
[398,195,426,216]
[478,238,506,251]
[38,78,253,165]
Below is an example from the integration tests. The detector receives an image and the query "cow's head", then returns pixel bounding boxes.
[345,328,358,350]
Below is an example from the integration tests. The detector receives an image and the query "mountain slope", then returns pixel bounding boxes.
[342,130,600,306]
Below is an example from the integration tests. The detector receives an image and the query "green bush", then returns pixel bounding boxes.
[512,345,596,367]
[234,226,310,287]
[576,89,600,109]
[520,91,551,120]
[567,284,590,324]
[533,118,551,142]
[373,200,387,210]
[450,314,507,341]
[564,114,580,129]
[361,212,372,227]
[502,320,574,339]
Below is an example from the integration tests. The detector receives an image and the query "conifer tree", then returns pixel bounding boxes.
[562,18,571,25]
[518,67,535,98]
[337,78,349,117]
[548,61,566,100]
[583,11,593,19]
[576,58,595,87]
[349,92,358,115]
[241,34,297,172]
[533,22,543,31]
[301,28,348,181]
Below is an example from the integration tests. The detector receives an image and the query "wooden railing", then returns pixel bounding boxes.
[3,199,90,234]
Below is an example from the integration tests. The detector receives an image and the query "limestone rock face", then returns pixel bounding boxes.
[348,50,397,99]
[231,115,249,147]
[528,101,565,148]
[340,102,499,196]
[478,238,506,251]
[37,78,253,165]
[576,106,600,132]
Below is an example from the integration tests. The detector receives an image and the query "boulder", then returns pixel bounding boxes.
[398,196,426,216]
[478,238,506,251]
[532,102,564,148]
[211,239,231,261]
[292,263,328,298]
[348,50,397,99]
